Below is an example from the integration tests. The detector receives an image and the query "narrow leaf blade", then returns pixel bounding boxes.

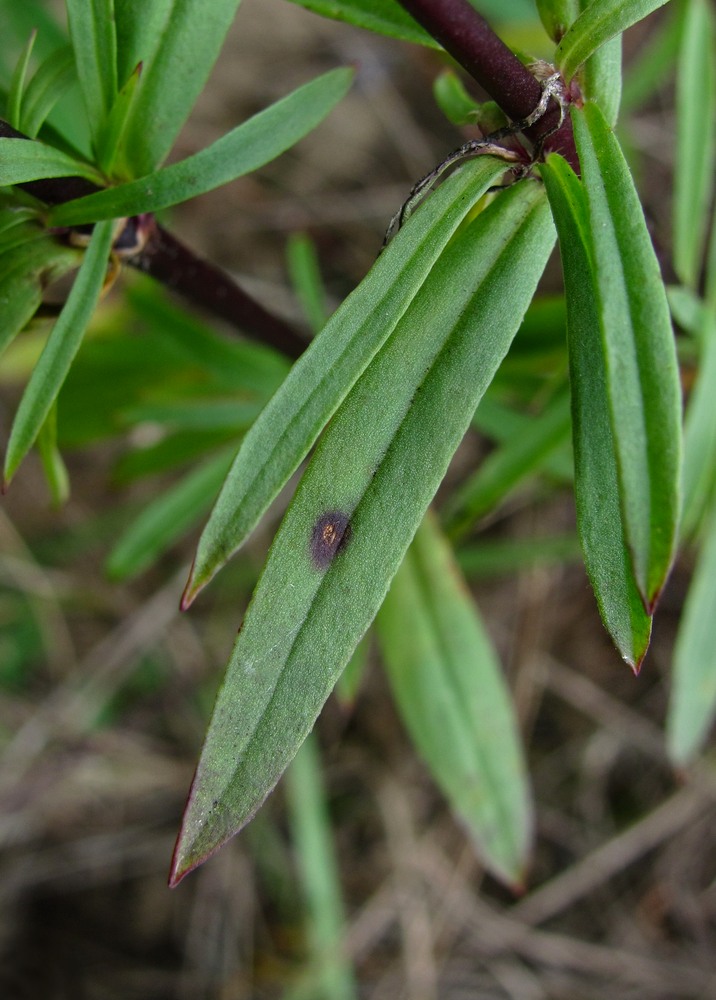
[541,153,652,668]
[183,156,509,605]
[3,219,114,485]
[573,102,682,611]
[170,180,554,884]
[114,0,242,175]
[377,512,532,887]
[673,0,716,289]
[283,0,439,47]
[556,0,670,83]
[666,507,716,764]
[48,68,353,226]
[0,137,104,186]
[66,0,118,141]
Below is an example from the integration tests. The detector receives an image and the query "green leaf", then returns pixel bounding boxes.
[7,30,36,129]
[283,0,439,48]
[285,734,357,1000]
[458,533,581,579]
[169,179,554,884]
[286,232,328,335]
[673,0,716,289]
[114,0,243,175]
[183,156,508,605]
[95,59,142,177]
[48,68,354,226]
[106,448,235,581]
[666,505,716,764]
[0,137,105,186]
[377,512,532,886]
[620,3,680,113]
[681,311,716,539]
[580,33,622,126]
[66,0,118,142]
[446,387,572,539]
[37,403,69,506]
[536,0,580,42]
[0,239,81,357]
[572,102,681,612]
[19,45,76,139]
[3,219,114,486]
[433,70,481,126]
[555,0,671,83]
[540,152,652,668]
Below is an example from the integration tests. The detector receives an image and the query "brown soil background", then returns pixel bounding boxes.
[1,2,715,997]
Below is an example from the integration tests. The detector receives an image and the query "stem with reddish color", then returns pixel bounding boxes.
[1,119,306,358]
[396,0,580,171]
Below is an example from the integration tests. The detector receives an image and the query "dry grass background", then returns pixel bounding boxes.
[1,1,716,997]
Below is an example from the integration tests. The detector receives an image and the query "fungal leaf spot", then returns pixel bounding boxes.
[310,511,351,570]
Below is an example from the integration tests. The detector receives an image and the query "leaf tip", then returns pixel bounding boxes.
[180,559,200,611]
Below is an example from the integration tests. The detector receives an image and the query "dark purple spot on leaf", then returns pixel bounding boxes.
[310,511,351,570]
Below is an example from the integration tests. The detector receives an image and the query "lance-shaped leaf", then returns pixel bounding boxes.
[113,0,242,176]
[66,0,118,142]
[572,102,681,612]
[20,45,77,139]
[3,220,114,486]
[182,156,509,605]
[0,137,105,186]
[555,0,671,83]
[541,152,652,668]
[376,512,532,887]
[0,238,82,357]
[673,0,716,289]
[284,0,439,47]
[48,68,353,226]
[107,448,235,581]
[446,387,572,539]
[681,311,716,539]
[666,503,716,764]
[169,179,554,885]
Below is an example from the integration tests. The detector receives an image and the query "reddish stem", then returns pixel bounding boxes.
[396,0,580,171]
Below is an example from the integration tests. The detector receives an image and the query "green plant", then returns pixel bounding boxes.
[1,0,714,908]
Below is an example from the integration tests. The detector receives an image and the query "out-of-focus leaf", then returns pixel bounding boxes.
[3,220,114,486]
[286,233,328,335]
[446,388,572,538]
[285,734,357,1000]
[169,179,554,885]
[681,312,716,539]
[556,0,670,83]
[113,429,238,484]
[457,533,581,579]
[0,238,81,357]
[540,151,652,669]
[673,0,715,289]
[536,0,579,42]
[378,512,531,886]
[666,506,716,764]
[183,157,509,606]
[472,395,574,481]
[66,0,118,142]
[121,398,262,433]
[433,70,480,125]
[19,45,76,139]
[283,0,439,47]
[0,137,104,186]
[37,403,69,506]
[113,0,242,175]
[620,4,679,113]
[334,633,370,705]
[572,102,681,612]
[106,448,235,581]
[6,30,36,129]
[49,68,353,225]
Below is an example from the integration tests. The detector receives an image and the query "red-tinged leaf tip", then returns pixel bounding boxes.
[180,559,199,611]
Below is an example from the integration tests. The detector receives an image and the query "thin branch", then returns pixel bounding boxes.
[1,119,307,357]
[395,0,580,171]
